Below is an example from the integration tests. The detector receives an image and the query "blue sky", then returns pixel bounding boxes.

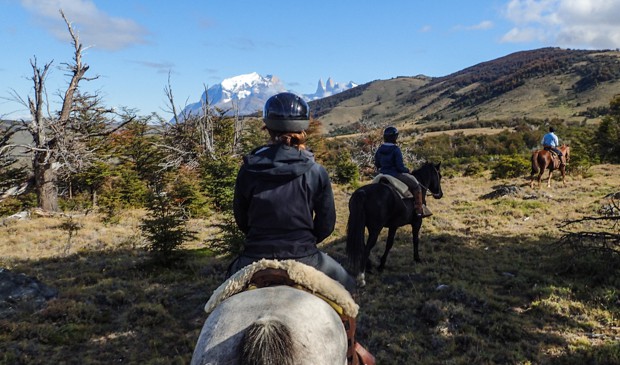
[2,0,620,119]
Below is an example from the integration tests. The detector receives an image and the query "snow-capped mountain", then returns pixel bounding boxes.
[180,72,287,118]
[179,72,357,118]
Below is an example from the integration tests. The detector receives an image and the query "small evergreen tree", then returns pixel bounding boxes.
[140,177,196,263]
[595,95,620,163]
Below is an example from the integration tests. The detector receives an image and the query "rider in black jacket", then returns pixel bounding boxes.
[228,92,356,293]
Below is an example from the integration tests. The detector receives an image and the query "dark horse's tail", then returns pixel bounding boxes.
[241,319,295,365]
[346,188,367,275]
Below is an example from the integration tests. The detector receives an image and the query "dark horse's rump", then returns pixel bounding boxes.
[346,163,443,279]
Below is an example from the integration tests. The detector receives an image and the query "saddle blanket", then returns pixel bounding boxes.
[371,174,414,199]
[204,259,359,318]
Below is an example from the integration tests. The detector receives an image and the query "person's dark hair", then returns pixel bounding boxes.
[549,127,555,132]
[267,129,307,150]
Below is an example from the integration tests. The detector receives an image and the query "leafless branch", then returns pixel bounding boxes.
[58,9,93,122]
[556,195,620,256]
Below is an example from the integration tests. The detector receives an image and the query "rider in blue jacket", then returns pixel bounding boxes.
[541,127,564,166]
[374,126,427,217]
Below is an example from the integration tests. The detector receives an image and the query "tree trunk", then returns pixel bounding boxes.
[34,151,58,212]
[91,187,98,207]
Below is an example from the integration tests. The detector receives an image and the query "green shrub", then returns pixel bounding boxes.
[201,155,239,212]
[491,154,530,179]
[332,150,360,186]
[463,162,486,177]
[170,166,210,218]
[208,212,245,257]
[0,193,37,217]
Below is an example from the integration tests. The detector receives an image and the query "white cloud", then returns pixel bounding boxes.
[453,20,494,32]
[131,60,175,74]
[501,26,547,42]
[502,0,620,48]
[467,20,494,30]
[20,0,148,51]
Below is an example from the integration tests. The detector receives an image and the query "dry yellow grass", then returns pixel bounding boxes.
[1,164,619,364]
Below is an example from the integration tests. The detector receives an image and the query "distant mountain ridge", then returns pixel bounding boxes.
[309,47,620,133]
[180,72,357,118]
[309,77,358,100]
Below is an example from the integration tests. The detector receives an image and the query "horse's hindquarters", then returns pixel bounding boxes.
[191,286,347,365]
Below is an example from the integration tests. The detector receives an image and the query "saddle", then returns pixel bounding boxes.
[542,146,563,168]
[371,174,413,199]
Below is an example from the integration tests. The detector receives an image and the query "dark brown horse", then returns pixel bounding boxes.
[530,144,570,188]
[345,163,443,286]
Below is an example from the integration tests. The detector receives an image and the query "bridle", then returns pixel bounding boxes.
[417,164,442,198]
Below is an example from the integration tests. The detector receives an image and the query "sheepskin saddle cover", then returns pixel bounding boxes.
[372,174,413,199]
[204,259,359,317]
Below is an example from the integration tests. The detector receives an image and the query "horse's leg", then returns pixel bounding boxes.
[537,169,543,189]
[378,227,396,272]
[364,228,381,273]
[530,152,539,189]
[561,166,566,186]
[355,227,380,287]
[412,218,423,262]
[547,169,553,188]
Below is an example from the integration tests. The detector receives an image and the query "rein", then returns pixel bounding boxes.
[416,165,440,196]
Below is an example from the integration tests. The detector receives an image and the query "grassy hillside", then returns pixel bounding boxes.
[1,165,619,364]
[312,48,620,134]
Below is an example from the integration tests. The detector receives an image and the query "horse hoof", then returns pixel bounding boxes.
[356,273,366,288]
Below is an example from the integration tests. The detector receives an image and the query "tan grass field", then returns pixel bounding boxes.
[1,164,619,364]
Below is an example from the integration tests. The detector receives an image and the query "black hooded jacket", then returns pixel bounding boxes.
[233,143,336,259]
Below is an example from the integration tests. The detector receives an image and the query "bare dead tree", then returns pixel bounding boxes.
[198,83,216,158]
[161,77,247,171]
[231,99,245,155]
[340,118,382,175]
[556,194,620,256]
[7,10,133,211]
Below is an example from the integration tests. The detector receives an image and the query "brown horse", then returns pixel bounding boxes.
[530,144,570,188]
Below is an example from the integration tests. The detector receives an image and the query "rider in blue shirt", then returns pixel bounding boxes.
[541,127,564,166]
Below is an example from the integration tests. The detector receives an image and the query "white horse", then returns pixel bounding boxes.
[190,259,360,365]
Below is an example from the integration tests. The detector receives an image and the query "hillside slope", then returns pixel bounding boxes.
[311,48,620,133]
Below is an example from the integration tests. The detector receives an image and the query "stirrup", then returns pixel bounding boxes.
[422,205,433,218]
[355,342,376,365]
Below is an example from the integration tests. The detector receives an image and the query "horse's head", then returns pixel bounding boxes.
[561,144,571,163]
[414,162,443,199]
